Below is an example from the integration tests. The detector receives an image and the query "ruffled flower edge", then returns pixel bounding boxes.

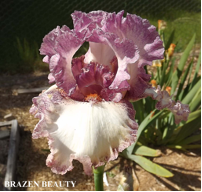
[30,85,138,175]
[40,26,85,97]
[72,10,164,101]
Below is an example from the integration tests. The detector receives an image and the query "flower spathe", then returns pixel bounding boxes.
[30,10,189,175]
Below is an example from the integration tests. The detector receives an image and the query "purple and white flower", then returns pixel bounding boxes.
[30,11,189,175]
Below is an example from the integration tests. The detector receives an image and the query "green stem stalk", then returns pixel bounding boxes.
[93,165,105,191]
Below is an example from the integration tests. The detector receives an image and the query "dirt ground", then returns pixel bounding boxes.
[0,50,201,192]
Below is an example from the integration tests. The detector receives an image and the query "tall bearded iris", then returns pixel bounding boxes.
[30,11,189,175]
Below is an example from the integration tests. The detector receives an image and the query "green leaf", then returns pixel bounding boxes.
[165,57,176,87]
[186,58,195,87]
[162,124,176,144]
[189,89,201,112]
[143,126,156,144]
[182,79,201,104]
[176,59,193,100]
[137,110,164,139]
[187,109,201,122]
[157,66,161,83]
[171,34,196,95]
[173,115,201,144]
[178,34,196,72]
[165,30,175,50]
[178,76,197,102]
[169,110,200,143]
[132,100,144,123]
[144,97,155,115]
[160,60,167,86]
[122,152,173,177]
[195,51,201,75]
[133,143,161,157]
[178,134,201,145]
[189,51,201,90]
[127,110,164,154]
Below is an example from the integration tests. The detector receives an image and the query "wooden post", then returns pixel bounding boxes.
[3,120,20,191]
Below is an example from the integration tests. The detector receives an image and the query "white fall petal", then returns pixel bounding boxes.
[30,85,138,175]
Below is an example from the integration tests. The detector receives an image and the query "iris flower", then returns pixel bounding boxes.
[30,11,189,175]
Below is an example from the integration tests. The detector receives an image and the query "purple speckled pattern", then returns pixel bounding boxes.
[30,10,189,175]
[143,86,190,124]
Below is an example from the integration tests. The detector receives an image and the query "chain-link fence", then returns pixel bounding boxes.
[0,0,200,73]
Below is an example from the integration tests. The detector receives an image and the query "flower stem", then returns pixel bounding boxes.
[93,165,105,191]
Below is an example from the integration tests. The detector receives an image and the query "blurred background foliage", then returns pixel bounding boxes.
[0,0,201,73]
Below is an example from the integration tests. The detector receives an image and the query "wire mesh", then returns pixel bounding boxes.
[0,0,200,72]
